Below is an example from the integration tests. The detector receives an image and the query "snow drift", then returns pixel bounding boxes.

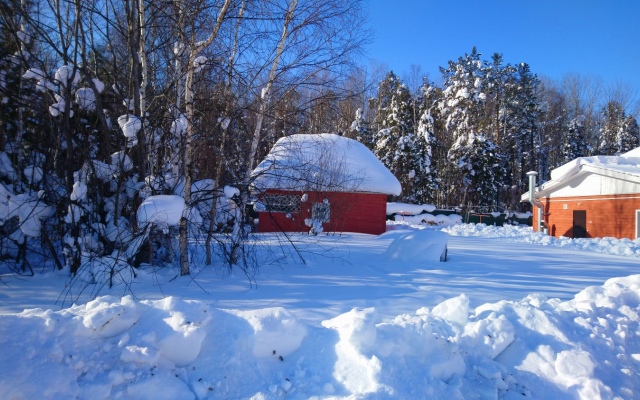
[1,275,639,399]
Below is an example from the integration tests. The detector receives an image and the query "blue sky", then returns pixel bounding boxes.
[365,0,640,94]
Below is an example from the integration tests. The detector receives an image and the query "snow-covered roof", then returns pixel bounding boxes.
[251,133,402,196]
[549,152,640,182]
[522,146,640,200]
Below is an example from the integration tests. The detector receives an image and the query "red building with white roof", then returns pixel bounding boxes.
[250,134,402,235]
[522,147,640,239]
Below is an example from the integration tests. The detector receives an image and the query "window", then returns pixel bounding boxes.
[312,202,330,223]
[636,210,640,239]
[263,194,300,214]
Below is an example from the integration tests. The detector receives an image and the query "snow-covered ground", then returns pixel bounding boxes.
[1,223,639,399]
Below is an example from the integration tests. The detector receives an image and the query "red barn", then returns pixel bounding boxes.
[250,134,402,235]
[522,147,640,239]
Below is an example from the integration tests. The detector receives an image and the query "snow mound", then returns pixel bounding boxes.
[232,307,308,358]
[387,202,436,215]
[137,195,185,228]
[1,276,640,398]
[383,229,448,262]
[443,223,640,257]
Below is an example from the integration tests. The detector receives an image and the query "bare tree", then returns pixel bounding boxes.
[561,73,603,152]
[244,0,299,185]
[176,0,232,275]
[604,80,638,114]
[205,0,246,266]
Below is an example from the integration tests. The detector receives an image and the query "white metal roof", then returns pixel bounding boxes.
[522,147,640,200]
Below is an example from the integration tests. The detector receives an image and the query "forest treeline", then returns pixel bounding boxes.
[0,0,638,277]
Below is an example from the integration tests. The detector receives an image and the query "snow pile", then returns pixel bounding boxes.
[387,202,437,215]
[444,223,640,257]
[118,115,142,138]
[137,195,185,229]
[0,152,16,180]
[381,229,448,262]
[392,212,463,226]
[1,276,639,399]
[0,183,53,238]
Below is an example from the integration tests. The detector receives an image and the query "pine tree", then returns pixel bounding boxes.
[505,63,541,207]
[439,47,499,206]
[439,47,486,144]
[371,71,403,133]
[373,74,419,201]
[448,133,503,207]
[537,81,568,177]
[416,80,447,205]
[562,117,589,163]
[350,108,374,149]
[618,115,639,153]
[598,101,625,155]
[413,110,439,204]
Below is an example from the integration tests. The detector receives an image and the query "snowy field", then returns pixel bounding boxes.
[1,222,640,399]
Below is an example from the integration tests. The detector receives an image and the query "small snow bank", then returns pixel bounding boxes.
[397,212,463,226]
[382,229,448,262]
[386,202,462,226]
[387,202,436,215]
[2,276,640,399]
[444,223,640,257]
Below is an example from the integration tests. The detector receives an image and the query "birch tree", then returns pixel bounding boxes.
[177,0,232,276]
[205,0,245,266]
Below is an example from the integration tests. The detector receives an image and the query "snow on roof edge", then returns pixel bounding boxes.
[521,146,640,200]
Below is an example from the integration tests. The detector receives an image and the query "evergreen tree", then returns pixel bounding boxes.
[413,110,439,204]
[537,80,568,178]
[482,53,515,146]
[416,80,447,205]
[439,47,500,206]
[505,63,541,207]
[370,71,404,134]
[598,101,625,155]
[439,47,486,145]
[349,108,374,149]
[373,75,420,201]
[562,117,589,163]
[448,133,504,207]
[618,115,640,153]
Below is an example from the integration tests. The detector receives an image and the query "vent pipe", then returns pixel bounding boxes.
[526,171,546,234]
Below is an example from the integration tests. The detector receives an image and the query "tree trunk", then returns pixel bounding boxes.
[178,0,232,275]
[205,0,245,265]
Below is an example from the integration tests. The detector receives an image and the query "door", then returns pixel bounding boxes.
[573,210,587,238]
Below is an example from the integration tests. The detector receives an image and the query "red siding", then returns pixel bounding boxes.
[258,190,388,235]
[533,194,640,239]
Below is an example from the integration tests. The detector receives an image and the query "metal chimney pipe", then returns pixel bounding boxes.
[526,171,538,204]
[526,171,546,234]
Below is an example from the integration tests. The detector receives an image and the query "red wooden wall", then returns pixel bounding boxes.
[533,194,640,239]
[257,190,389,235]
